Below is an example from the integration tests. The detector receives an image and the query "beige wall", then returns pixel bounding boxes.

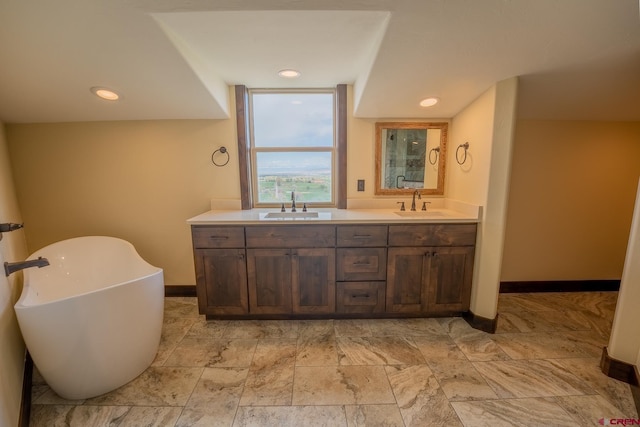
[502,120,640,281]
[449,78,518,319]
[8,113,239,286]
[345,86,378,200]
[447,87,496,206]
[0,122,29,427]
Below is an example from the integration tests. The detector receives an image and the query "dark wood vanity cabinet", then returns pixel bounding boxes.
[387,224,476,314]
[192,227,248,316]
[424,246,475,312]
[246,226,336,315]
[246,247,336,314]
[386,247,430,313]
[246,248,292,314]
[291,248,335,314]
[191,222,476,318]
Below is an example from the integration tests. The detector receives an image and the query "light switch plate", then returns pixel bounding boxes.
[357,179,365,191]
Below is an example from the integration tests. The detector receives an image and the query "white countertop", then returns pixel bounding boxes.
[187,207,480,225]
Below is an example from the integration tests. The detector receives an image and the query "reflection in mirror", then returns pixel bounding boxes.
[375,122,448,195]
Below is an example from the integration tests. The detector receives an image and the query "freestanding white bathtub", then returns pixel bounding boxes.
[14,236,164,400]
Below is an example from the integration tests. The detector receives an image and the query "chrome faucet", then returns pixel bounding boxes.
[4,257,49,277]
[291,191,296,212]
[411,190,421,211]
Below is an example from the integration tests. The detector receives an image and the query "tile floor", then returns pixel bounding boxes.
[29,292,639,426]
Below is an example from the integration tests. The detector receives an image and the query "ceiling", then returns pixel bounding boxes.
[1,0,639,123]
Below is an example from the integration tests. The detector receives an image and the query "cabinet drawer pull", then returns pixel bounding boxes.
[353,261,372,266]
[351,293,370,299]
[209,236,229,240]
[352,234,372,239]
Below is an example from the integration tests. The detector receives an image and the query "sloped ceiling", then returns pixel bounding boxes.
[0,0,639,123]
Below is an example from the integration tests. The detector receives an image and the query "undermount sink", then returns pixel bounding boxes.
[395,210,445,217]
[263,211,320,219]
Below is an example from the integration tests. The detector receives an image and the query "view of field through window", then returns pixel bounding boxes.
[251,91,335,205]
[256,152,332,203]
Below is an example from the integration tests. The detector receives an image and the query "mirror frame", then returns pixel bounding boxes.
[374,121,448,196]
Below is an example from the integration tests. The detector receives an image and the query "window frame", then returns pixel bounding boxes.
[247,88,338,208]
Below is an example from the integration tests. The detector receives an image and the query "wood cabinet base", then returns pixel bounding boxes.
[192,223,476,320]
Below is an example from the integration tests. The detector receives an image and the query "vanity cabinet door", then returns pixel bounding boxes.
[426,247,474,313]
[387,246,475,314]
[386,247,431,313]
[247,247,336,315]
[292,248,336,314]
[194,248,248,315]
[247,249,292,314]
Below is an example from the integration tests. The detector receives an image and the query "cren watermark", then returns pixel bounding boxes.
[599,419,640,426]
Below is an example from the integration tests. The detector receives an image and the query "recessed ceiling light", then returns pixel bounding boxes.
[91,87,120,101]
[278,69,301,78]
[419,97,439,107]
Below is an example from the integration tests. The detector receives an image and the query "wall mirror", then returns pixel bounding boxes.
[375,122,448,195]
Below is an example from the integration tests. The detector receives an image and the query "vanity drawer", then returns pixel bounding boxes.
[192,226,245,249]
[337,225,387,247]
[336,282,385,313]
[389,224,477,246]
[245,225,335,248]
[336,248,386,281]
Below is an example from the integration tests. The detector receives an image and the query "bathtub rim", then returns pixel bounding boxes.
[15,235,163,309]
[15,270,163,309]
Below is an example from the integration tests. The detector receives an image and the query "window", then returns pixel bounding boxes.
[249,89,336,207]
